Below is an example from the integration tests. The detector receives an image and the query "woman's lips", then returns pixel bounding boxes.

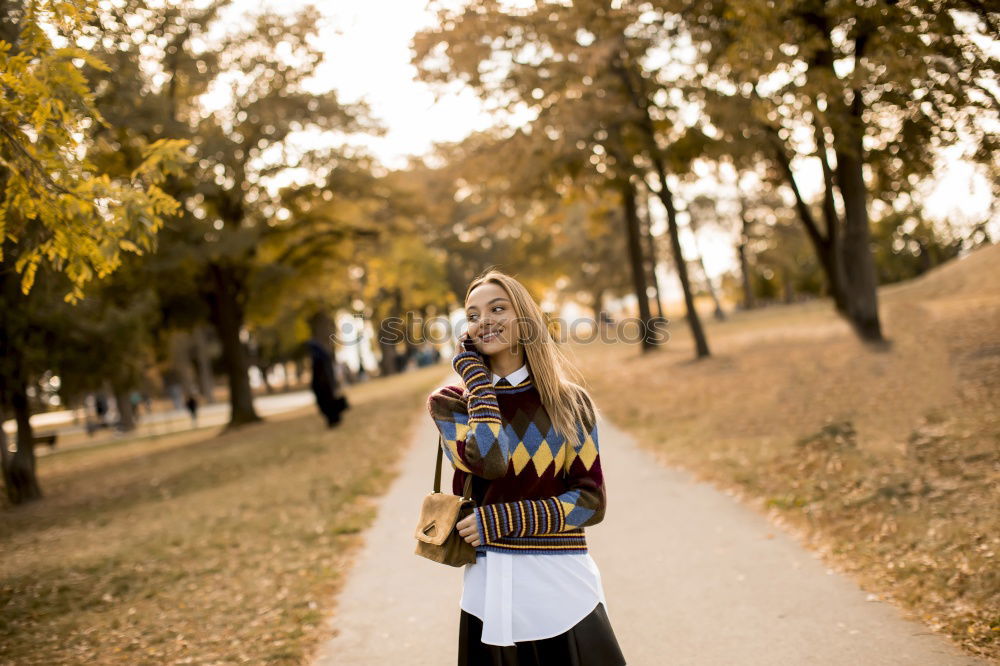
[480,329,503,342]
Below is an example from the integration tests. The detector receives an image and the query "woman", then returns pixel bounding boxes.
[427,269,627,666]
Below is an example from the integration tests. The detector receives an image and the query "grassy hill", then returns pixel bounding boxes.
[574,242,1000,660]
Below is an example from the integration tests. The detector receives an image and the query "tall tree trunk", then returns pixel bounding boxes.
[0,14,40,503]
[620,177,658,351]
[612,57,709,357]
[191,324,215,403]
[813,118,851,311]
[169,330,196,398]
[112,385,136,432]
[654,177,710,356]
[7,375,41,503]
[781,268,795,304]
[0,249,42,504]
[737,195,756,310]
[767,129,849,314]
[258,365,273,394]
[377,334,398,377]
[799,16,882,341]
[688,213,726,322]
[403,298,421,369]
[834,92,883,342]
[379,287,408,375]
[206,262,261,428]
[591,287,605,320]
[697,252,726,321]
[0,402,9,481]
[638,186,665,320]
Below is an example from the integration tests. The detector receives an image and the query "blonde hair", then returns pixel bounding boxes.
[464,268,598,450]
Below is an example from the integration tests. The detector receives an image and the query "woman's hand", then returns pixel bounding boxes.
[453,332,489,390]
[457,331,479,354]
[456,512,482,547]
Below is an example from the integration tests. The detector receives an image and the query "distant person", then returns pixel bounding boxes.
[306,338,349,428]
[86,392,110,436]
[184,393,199,427]
[95,392,108,426]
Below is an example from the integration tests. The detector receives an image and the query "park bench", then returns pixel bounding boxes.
[32,433,58,450]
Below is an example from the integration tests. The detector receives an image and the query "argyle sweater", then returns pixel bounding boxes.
[426,349,606,555]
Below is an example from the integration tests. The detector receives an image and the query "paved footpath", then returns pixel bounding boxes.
[311,378,986,666]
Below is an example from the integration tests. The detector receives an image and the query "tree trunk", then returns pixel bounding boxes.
[800,17,881,342]
[0,255,43,504]
[766,128,849,315]
[698,253,726,320]
[0,401,9,481]
[112,385,137,432]
[591,287,605,320]
[168,330,196,398]
[620,177,659,351]
[638,186,665,320]
[737,196,756,310]
[206,262,261,428]
[378,334,399,377]
[374,307,400,376]
[656,179,710,356]
[688,216,726,321]
[191,324,215,403]
[814,120,852,315]
[6,376,42,504]
[258,364,273,394]
[782,268,795,304]
[613,57,710,358]
[834,105,883,342]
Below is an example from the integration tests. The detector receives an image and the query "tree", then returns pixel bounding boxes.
[0,0,188,303]
[413,1,708,354]
[658,0,999,341]
[87,1,383,428]
[0,0,187,504]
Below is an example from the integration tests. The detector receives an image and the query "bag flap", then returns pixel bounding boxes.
[415,492,472,545]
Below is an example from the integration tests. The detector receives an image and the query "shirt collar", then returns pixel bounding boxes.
[492,363,529,386]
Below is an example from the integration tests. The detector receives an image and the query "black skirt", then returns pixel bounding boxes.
[458,601,627,666]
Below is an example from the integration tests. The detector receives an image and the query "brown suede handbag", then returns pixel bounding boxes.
[413,434,478,567]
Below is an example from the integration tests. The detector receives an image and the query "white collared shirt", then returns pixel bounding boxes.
[459,363,611,646]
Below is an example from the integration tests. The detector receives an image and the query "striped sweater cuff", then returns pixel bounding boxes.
[453,351,502,422]
[475,498,565,543]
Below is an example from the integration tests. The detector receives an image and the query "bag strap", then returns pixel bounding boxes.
[435,434,473,500]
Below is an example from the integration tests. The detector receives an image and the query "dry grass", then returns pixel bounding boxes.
[0,365,448,665]
[570,243,1000,661]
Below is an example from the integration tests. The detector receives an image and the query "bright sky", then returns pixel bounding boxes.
[237,0,498,170]
[226,0,995,303]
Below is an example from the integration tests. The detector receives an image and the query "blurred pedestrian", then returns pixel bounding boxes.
[306,338,349,428]
[184,393,199,427]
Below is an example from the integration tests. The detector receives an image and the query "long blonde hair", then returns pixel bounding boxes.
[464,268,599,450]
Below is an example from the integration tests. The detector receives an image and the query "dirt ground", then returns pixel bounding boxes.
[571,243,999,660]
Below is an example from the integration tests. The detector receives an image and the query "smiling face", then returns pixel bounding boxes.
[464,282,519,355]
